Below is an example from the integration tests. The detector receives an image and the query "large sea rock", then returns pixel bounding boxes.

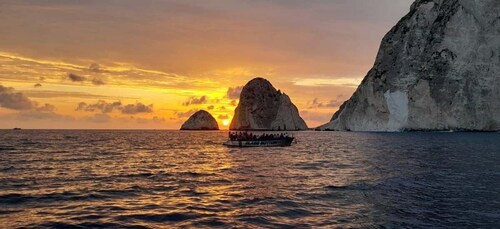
[230,78,308,130]
[320,0,500,131]
[180,110,219,130]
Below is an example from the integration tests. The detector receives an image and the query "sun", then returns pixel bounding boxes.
[222,120,230,126]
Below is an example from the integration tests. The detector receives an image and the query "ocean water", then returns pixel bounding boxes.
[0,130,499,228]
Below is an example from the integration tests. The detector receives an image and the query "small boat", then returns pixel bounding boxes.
[13,128,22,130]
[223,137,294,147]
[223,131,295,147]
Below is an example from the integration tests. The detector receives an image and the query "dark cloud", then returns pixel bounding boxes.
[226,86,243,99]
[76,100,122,113]
[89,63,100,72]
[76,100,153,114]
[67,73,106,85]
[91,78,106,85]
[35,103,55,112]
[85,113,112,123]
[88,63,109,73]
[207,105,215,110]
[67,73,86,82]
[218,106,226,111]
[121,103,153,114]
[88,63,111,74]
[308,95,345,109]
[0,85,35,110]
[182,96,207,106]
[34,83,42,88]
[21,90,137,100]
[15,103,71,121]
[0,85,67,120]
[324,94,345,108]
[175,109,198,118]
[310,98,324,108]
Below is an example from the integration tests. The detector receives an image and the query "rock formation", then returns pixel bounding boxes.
[230,78,308,130]
[320,0,500,131]
[180,110,219,130]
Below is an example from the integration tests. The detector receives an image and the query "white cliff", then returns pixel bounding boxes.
[230,78,308,130]
[180,110,219,130]
[320,0,500,131]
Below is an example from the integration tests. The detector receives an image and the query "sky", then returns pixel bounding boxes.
[0,0,413,129]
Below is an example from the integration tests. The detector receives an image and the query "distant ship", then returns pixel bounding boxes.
[13,128,22,130]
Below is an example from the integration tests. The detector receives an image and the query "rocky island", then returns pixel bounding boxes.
[230,78,308,131]
[180,110,219,130]
[320,0,500,131]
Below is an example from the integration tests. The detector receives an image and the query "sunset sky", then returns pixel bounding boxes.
[0,0,413,129]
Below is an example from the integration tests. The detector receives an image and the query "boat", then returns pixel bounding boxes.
[13,128,22,130]
[223,137,294,147]
[223,131,295,147]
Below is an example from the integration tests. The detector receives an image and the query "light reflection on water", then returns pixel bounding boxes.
[0,130,499,228]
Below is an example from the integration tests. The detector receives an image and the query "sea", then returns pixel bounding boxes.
[0,130,499,228]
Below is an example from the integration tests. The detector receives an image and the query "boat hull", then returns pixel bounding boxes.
[223,138,294,147]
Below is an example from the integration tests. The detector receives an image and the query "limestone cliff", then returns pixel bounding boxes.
[230,78,308,130]
[320,0,500,131]
[180,110,219,130]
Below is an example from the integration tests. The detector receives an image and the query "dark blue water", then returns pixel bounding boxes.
[0,130,499,228]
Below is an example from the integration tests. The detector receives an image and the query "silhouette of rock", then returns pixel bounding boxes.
[180,110,219,130]
[230,78,308,130]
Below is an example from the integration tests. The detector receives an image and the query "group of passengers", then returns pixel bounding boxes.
[229,132,290,141]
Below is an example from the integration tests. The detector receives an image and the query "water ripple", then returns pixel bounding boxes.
[0,130,499,228]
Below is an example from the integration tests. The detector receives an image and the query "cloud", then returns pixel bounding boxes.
[35,103,56,112]
[230,100,237,106]
[76,100,122,113]
[85,113,112,123]
[67,72,106,85]
[226,86,243,99]
[0,85,70,121]
[310,98,324,108]
[207,105,214,110]
[134,116,166,124]
[175,109,198,118]
[34,83,42,88]
[75,100,153,114]
[121,103,153,114]
[218,114,229,119]
[21,90,137,100]
[325,99,344,108]
[91,78,106,85]
[67,73,86,82]
[16,110,70,121]
[15,103,74,121]
[0,85,35,110]
[308,95,345,109]
[182,96,207,106]
[218,106,226,111]
[88,63,109,73]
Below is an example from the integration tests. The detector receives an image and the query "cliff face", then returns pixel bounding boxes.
[180,110,219,130]
[230,78,308,130]
[321,0,500,131]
